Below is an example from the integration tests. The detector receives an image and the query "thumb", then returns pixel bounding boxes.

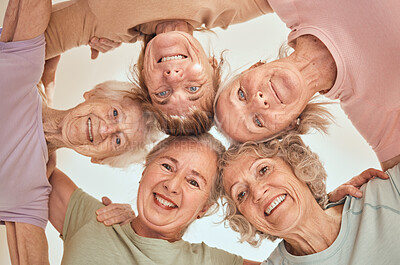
[102,196,113,206]
[91,47,99,60]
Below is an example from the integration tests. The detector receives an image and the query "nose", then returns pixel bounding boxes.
[251,183,267,204]
[163,175,183,195]
[255,91,269,108]
[99,122,118,139]
[163,68,183,82]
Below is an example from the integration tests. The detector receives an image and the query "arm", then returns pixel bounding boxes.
[1,0,51,42]
[243,260,261,265]
[328,168,389,202]
[48,168,78,233]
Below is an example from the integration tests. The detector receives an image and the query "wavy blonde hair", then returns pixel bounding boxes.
[218,134,328,246]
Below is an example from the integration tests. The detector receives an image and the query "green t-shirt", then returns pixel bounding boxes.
[61,189,244,265]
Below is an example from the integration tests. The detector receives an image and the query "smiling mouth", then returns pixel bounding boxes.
[265,194,286,216]
[269,81,283,104]
[157,54,187,63]
[153,193,178,208]
[87,118,93,142]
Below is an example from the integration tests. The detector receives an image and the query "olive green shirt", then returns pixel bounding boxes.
[61,189,244,265]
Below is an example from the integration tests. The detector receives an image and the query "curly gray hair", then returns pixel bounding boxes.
[218,134,328,246]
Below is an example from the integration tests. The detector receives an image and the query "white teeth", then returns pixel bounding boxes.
[154,194,177,208]
[265,195,286,216]
[88,118,93,142]
[160,55,185,62]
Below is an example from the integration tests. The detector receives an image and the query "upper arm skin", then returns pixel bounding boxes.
[48,168,78,233]
[0,0,51,42]
[243,259,261,265]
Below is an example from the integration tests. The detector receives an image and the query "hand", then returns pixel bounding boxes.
[328,168,389,202]
[41,55,61,106]
[89,37,122,60]
[96,196,135,226]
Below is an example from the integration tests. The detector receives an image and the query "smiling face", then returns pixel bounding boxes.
[223,153,311,237]
[135,140,218,240]
[216,61,312,142]
[60,97,145,162]
[142,31,215,116]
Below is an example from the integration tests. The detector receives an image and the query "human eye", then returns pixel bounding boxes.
[187,86,200,93]
[188,179,199,187]
[113,109,118,117]
[156,90,169,97]
[162,163,172,171]
[259,166,269,175]
[115,136,121,145]
[237,88,246,101]
[254,115,263,127]
[237,191,247,202]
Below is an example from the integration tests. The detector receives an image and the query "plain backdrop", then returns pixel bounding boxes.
[0,1,380,264]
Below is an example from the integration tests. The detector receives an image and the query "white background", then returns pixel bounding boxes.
[0,2,380,264]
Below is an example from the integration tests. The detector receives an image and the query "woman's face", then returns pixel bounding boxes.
[223,153,310,237]
[136,140,218,239]
[216,61,311,142]
[142,31,215,116]
[60,97,145,162]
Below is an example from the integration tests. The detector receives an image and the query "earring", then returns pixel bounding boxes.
[296,117,301,126]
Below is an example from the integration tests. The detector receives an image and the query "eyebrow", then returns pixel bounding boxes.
[158,156,207,185]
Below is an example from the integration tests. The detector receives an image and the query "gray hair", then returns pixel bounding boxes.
[86,80,161,168]
[219,134,328,246]
[144,133,226,215]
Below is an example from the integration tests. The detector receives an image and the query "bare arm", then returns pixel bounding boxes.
[48,168,78,233]
[243,259,261,265]
[1,0,51,42]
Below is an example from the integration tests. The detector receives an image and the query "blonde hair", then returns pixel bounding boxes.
[144,133,226,214]
[85,80,161,168]
[219,134,328,246]
[130,35,225,136]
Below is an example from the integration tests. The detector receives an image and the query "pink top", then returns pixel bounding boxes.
[0,33,51,229]
[268,0,400,162]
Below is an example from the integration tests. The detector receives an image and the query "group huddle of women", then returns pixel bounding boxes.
[1,0,399,264]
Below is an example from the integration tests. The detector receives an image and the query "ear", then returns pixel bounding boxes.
[285,117,301,131]
[83,91,91,100]
[196,203,212,219]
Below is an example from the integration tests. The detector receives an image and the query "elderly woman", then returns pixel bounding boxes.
[42,0,273,135]
[219,134,400,264]
[215,0,400,171]
[0,2,158,262]
[48,134,260,265]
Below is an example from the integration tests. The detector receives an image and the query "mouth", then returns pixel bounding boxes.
[153,193,178,209]
[269,80,283,104]
[87,118,93,142]
[264,194,286,216]
[157,54,187,63]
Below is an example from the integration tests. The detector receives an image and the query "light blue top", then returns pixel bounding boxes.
[263,164,400,265]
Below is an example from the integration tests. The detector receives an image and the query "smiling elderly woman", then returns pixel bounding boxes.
[42,0,273,135]
[219,134,400,264]
[214,0,400,172]
[48,134,259,265]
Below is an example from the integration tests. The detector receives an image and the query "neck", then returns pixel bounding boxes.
[42,105,68,153]
[130,217,182,243]
[286,35,337,94]
[283,204,343,256]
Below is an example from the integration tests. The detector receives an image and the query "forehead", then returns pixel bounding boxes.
[155,140,218,178]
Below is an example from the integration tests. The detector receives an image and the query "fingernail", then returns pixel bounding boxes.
[356,191,362,197]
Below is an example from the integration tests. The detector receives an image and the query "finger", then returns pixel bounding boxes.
[329,185,362,202]
[102,196,113,206]
[90,48,99,60]
[363,168,389,179]
[98,38,121,48]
